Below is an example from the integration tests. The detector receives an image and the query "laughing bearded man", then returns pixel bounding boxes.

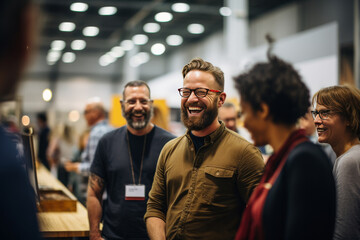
[145,58,264,240]
[87,80,175,240]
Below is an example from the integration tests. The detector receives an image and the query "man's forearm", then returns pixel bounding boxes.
[146,217,166,240]
[87,194,103,239]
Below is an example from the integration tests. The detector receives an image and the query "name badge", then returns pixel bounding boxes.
[125,184,145,201]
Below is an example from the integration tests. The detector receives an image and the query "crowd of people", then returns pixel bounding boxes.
[1,1,360,240]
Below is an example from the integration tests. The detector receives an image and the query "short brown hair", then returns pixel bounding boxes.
[182,58,224,91]
[122,80,151,99]
[312,85,360,139]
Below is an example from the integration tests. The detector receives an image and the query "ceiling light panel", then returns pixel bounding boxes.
[143,23,161,33]
[110,46,125,58]
[219,7,232,16]
[187,23,205,34]
[132,34,149,45]
[83,26,99,37]
[71,40,86,50]
[70,2,88,12]
[154,12,173,22]
[59,22,76,32]
[166,35,183,46]
[151,43,166,55]
[120,40,134,51]
[99,6,117,16]
[51,40,66,51]
[171,3,190,12]
[62,52,76,63]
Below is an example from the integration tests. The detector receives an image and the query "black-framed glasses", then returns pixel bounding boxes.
[311,109,333,120]
[178,88,222,98]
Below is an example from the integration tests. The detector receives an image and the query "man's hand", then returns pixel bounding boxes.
[64,162,80,173]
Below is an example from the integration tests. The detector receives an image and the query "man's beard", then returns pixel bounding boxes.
[181,98,218,131]
[123,107,153,130]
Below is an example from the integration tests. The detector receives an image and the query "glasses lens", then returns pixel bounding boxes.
[179,89,190,97]
[195,89,208,98]
[319,110,330,120]
[311,111,317,119]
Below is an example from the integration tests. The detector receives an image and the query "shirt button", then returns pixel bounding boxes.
[216,171,220,176]
[191,147,194,151]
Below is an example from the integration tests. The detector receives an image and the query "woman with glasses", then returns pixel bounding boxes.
[312,85,360,240]
[234,36,336,240]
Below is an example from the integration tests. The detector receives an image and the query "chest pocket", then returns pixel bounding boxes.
[201,166,235,205]
[205,166,234,178]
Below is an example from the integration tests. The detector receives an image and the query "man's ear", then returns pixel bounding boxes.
[218,92,226,108]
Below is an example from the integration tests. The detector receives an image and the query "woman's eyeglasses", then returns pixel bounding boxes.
[311,110,334,120]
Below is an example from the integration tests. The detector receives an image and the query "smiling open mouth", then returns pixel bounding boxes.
[317,128,326,133]
[188,107,204,114]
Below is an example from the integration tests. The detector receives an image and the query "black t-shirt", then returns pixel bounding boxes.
[91,126,175,239]
[189,131,205,153]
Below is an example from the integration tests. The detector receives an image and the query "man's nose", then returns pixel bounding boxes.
[187,91,199,102]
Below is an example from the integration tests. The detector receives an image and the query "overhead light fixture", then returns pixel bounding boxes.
[171,3,190,12]
[187,23,204,34]
[62,52,76,63]
[219,7,232,17]
[120,40,134,51]
[143,23,161,33]
[132,34,149,45]
[51,40,66,51]
[83,26,99,37]
[99,54,116,67]
[59,22,76,32]
[99,6,117,16]
[68,110,80,122]
[110,46,125,58]
[151,43,166,55]
[22,115,30,126]
[71,40,86,50]
[130,52,150,68]
[47,50,62,64]
[42,88,52,102]
[166,35,183,46]
[70,2,88,12]
[154,12,173,22]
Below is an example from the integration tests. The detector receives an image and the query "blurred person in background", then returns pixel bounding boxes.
[47,124,75,186]
[37,112,51,170]
[0,0,42,239]
[218,102,239,132]
[312,85,360,240]
[87,80,175,239]
[234,36,336,240]
[145,58,264,240]
[67,128,90,204]
[65,98,113,202]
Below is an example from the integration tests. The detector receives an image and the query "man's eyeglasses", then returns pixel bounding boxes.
[311,110,333,120]
[121,99,152,106]
[178,88,222,98]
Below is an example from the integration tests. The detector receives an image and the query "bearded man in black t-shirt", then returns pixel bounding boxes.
[87,80,175,240]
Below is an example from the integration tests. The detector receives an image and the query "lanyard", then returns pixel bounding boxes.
[126,131,147,185]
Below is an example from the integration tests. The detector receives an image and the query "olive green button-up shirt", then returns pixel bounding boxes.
[145,123,264,240]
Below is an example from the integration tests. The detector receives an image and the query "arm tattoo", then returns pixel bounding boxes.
[89,173,105,193]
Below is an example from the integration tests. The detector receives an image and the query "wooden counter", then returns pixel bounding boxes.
[36,165,89,238]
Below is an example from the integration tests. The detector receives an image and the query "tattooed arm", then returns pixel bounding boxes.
[87,172,105,240]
